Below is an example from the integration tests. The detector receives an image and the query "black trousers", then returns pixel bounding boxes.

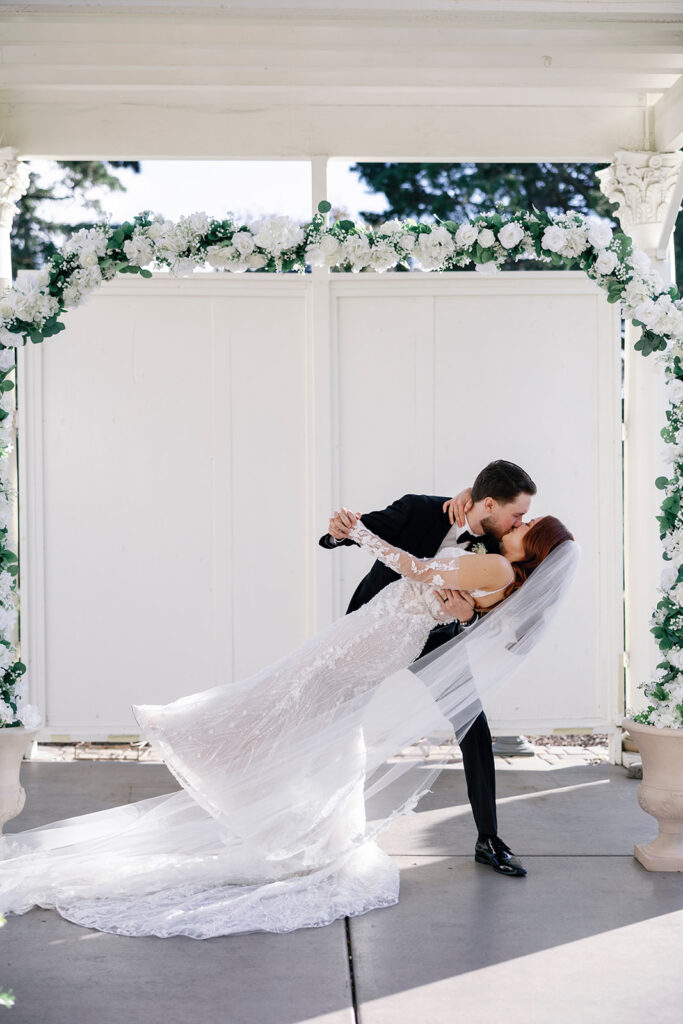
[419,628,497,838]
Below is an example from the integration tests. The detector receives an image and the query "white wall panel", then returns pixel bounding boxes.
[20,271,622,741]
[330,273,622,735]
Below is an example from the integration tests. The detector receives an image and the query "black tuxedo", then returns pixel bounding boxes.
[319,492,499,838]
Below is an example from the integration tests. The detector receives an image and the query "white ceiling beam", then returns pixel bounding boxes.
[654,72,683,150]
[0,65,675,92]
[0,97,646,162]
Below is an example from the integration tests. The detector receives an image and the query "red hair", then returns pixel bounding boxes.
[503,515,574,598]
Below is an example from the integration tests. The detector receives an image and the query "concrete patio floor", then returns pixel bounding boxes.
[2,750,682,1024]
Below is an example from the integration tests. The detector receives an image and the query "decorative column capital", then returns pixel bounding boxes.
[0,148,30,232]
[597,150,683,233]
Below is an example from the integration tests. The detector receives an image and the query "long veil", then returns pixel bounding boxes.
[0,541,579,938]
[360,539,580,826]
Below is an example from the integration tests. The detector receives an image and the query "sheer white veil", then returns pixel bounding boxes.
[359,539,581,828]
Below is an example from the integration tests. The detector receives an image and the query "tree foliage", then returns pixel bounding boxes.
[11,161,141,273]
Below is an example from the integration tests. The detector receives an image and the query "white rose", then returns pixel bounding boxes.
[0,350,15,371]
[368,242,399,273]
[184,212,209,236]
[661,561,678,590]
[541,225,568,253]
[668,648,683,670]
[629,249,651,275]
[377,219,404,235]
[79,248,100,268]
[455,224,478,247]
[205,245,232,269]
[399,233,416,252]
[632,299,659,329]
[0,699,13,725]
[247,253,267,270]
[320,234,340,256]
[170,258,199,278]
[15,701,41,730]
[305,244,325,268]
[123,236,154,266]
[587,219,613,250]
[498,222,525,249]
[594,250,618,276]
[0,328,23,348]
[232,231,255,256]
[475,260,500,276]
[561,227,589,257]
[477,228,496,249]
[666,378,683,405]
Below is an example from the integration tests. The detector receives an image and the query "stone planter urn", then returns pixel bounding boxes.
[0,726,38,833]
[623,717,683,872]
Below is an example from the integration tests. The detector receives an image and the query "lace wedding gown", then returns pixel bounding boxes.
[0,526,577,938]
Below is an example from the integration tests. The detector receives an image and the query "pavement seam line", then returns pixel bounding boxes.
[345,916,360,1023]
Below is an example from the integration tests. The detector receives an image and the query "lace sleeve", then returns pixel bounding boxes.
[348,520,463,588]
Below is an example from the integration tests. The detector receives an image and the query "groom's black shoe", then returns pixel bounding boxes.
[474,835,527,877]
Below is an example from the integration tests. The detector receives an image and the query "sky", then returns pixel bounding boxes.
[27,159,391,226]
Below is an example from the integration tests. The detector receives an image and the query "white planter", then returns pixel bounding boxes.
[0,726,38,833]
[623,717,683,872]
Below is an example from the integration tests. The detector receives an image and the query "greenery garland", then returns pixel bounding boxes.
[1,201,682,728]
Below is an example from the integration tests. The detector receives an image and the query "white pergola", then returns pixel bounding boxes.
[1,0,683,742]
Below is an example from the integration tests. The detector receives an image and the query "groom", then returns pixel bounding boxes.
[320,459,536,878]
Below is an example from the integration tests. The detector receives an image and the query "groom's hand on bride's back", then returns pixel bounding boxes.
[443,487,473,527]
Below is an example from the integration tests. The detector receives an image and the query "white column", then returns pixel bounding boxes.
[597,150,683,717]
[0,147,30,290]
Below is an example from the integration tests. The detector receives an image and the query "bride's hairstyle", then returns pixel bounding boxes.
[504,515,575,598]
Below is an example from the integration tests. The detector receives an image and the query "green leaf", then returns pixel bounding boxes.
[0,381,14,393]
[656,476,670,489]
[139,268,153,278]
[317,200,331,214]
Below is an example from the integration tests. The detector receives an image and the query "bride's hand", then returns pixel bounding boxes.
[443,487,473,527]
[328,507,360,539]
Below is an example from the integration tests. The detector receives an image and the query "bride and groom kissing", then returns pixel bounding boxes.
[0,458,576,938]
[321,458,574,880]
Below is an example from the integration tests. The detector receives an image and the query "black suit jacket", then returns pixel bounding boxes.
[319,493,500,654]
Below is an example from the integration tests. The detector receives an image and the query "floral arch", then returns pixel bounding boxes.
[1,202,682,729]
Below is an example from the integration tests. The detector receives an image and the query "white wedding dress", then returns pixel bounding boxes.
[0,525,578,938]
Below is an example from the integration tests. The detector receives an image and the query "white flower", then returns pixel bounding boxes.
[184,212,209,236]
[541,225,567,253]
[0,646,14,673]
[594,250,618,276]
[247,253,267,270]
[0,604,17,634]
[629,249,651,275]
[368,242,399,273]
[0,351,14,371]
[340,234,371,271]
[305,244,326,268]
[668,648,683,671]
[0,328,23,348]
[232,231,255,256]
[661,561,678,590]
[414,228,454,271]
[205,245,233,269]
[320,233,341,257]
[123,234,154,267]
[15,700,41,730]
[398,232,416,252]
[251,216,304,256]
[498,222,525,249]
[475,260,500,276]
[455,224,478,247]
[0,699,13,725]
[477,228,496,249]
[377,219,404,235]
[561,227,589,257]
[62,227,108,260]
[586,219,613,250]
[170,257,199,278]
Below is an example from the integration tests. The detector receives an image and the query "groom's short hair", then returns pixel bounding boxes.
[471,460,537,504]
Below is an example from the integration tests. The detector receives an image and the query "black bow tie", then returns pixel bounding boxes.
[457,531,480,547]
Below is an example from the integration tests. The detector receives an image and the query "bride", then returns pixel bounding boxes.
[0,509,577,938]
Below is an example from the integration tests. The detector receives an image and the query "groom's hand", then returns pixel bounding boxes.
[328,508,360,540]
[443,487,473,527]
[435,588,476,623]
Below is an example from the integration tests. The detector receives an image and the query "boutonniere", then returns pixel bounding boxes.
[472,542,487,555]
